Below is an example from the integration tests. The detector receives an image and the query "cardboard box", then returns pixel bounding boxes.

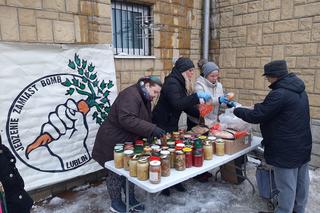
[224,133,251,155]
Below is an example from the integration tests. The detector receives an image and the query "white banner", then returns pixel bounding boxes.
[0,43,117,190]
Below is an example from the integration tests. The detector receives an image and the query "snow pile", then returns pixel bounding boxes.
[32,162,320,213]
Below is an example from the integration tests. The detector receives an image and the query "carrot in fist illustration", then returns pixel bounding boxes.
[25,99,90,170]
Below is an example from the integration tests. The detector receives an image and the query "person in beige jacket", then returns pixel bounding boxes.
[194,62,226,126]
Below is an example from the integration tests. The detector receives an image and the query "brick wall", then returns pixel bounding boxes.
[211,0,320,167]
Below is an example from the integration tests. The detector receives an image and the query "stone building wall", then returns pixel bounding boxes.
[211,0,320,167]
[0,0,204,199]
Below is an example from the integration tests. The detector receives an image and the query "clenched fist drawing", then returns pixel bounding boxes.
[25,98,91,171]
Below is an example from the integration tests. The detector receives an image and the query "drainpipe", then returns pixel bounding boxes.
[202,0,210,60]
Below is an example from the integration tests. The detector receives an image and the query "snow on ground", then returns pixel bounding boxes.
[32,161,320,213]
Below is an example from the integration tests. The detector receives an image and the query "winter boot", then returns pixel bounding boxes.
[128,195,145,212]
[110,199,127,213]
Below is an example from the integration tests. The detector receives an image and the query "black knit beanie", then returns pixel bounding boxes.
[174,57,195,73]
[263,60,288,77]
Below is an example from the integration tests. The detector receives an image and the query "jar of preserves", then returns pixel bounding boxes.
[175,150,186,171]
[160,135,167,146]
[124,141,134,150]
[129,155,138,177]
[160,150,170,177]
[149,160,161,184]
[168,148,176,168]
[208,136,216,154]
[167,141,175,149]
[123,150,134,171]
[203,140,213,160]
[198,135,207,142]
[143,146,152,155]
[175,143,185,151]
[215,139,225,156]
[137,158,149,181]
[193,150,203,167]
[114,146,124,169]
[183,147,193,168]
[134,140,144,154]
[172,131,180,140]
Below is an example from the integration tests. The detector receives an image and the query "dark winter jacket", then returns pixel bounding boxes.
[92,84,156,167]
[234,73,312,168]
[0,142,34,213]
[152,69,200,132]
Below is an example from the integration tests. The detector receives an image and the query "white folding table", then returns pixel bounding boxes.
[105,136,262,212]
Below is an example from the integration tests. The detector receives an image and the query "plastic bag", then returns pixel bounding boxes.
[218,108,251,131]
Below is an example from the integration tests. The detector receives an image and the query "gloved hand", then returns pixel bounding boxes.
[218,95,229,104]
[226,101,237,108]
[196,91,212,102]
[151,127,166,138]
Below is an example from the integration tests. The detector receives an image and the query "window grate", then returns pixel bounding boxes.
[111,0,151,56]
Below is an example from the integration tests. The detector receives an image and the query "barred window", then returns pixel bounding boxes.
[111,1,151,56]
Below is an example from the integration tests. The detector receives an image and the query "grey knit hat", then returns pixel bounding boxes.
[202,62,219,77]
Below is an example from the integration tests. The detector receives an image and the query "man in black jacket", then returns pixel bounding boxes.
[0,135,34,213]
[233,60,312,213]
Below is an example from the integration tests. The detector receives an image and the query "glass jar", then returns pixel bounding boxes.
[175,150,186,171]
[208,136,216,154]
[124,141,134,150]
[129,156,138,177]
[160,135,167,146]
[172,131,180,140]
[123,150,134,171]
[160,150,171,177]
[134,140,144,154]
[203,140,213,160]
[175,143,185,151]
[167,141,175,149]
[114,147,124,169]
[168,148,176,168]
[137,158,149,181]
[193,150,203,167]
[143,146,152,155]
[183,147,193,168]
[215,139,225,156]
[149,160,161,184]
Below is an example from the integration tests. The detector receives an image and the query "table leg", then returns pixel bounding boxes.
[145,192,151,213]
[125,178,129,213]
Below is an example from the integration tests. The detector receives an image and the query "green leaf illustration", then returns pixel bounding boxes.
[82,76,88,83]
[78,68,84,75]
[79,83,85,90]
[101,112,107,119]
[96,117,102,125]
[104,107,110,113]
[66,88,75,95]
[85,71,89,78]
[100,80,107,90]
[88,63,95,72]
[101,97,108,103]
[75,54,81,66]
[61,78,72,87]
[107,80,114,89]
[103,90,110,97]
[93,111,98,119]
[82,59,87,69]
[68,60,76,69]
[89,73,97,80]
[72,78,79,87]
[93,80,99,87]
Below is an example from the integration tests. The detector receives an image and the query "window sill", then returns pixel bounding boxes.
[114,55,156,59]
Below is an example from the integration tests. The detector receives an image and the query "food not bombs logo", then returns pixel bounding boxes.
[6,54,114,172]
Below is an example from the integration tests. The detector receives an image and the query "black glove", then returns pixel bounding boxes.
[151,127,166,138]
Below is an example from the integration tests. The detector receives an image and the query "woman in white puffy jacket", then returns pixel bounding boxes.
[194,62,225,126]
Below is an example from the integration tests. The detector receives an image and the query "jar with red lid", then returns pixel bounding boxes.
[183,147,193,168]
[175,143,185,151]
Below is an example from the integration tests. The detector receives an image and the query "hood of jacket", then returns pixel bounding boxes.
[269,73,305,94]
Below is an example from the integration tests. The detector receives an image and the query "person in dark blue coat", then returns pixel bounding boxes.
[233,60,312,213]
[0,135,34,213]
